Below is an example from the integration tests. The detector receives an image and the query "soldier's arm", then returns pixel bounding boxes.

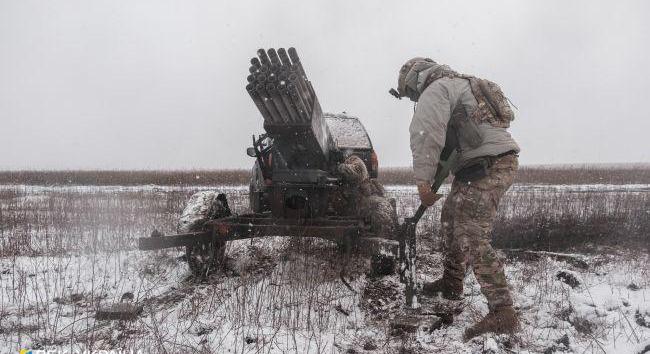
[409,81,453,185]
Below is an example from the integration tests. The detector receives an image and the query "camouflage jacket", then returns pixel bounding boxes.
[333,155,384,215]
[405,62,520,184]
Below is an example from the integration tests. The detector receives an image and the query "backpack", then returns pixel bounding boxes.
[423,70,515,128]
[465,77,515,128]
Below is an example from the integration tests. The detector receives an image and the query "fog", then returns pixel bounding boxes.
[1,0,648,170]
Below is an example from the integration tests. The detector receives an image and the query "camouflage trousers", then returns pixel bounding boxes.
[440,154,518,310]
[360,195,397,238]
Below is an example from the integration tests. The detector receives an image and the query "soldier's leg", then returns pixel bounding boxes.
[422,182,467,298]
[462,155,520,340]
[470,228,512,310]
[440,183,469,287]
[462,155,518,310]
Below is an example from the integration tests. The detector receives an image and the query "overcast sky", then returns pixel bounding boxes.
[1,0,648,170]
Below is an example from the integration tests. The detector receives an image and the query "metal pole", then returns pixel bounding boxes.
[247,83,273,122]
[287,47,306,78]
[267,82,290,123]
[250,57,261,68]
[278,82,300,123]
[268,48,281,67]
[287,48,317,101]
[277,48,292,67]
[256,83,281,124]
[289,73,313,113]
[257,48,271,67]
[288,83,310,122]
[269,64,281,81]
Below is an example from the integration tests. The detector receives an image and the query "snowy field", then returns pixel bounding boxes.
[0,184,649,353]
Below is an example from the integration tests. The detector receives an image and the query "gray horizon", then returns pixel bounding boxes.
[2,0,649,170]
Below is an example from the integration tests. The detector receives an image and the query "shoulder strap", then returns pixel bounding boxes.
[421,66,461,91]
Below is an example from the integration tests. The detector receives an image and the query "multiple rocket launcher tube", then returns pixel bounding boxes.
[247,48,318,125]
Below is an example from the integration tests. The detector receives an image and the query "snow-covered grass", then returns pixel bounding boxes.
[0,184,648,353]
[2,240,648,353]
[0,239,369,352]
[490,252,650,353]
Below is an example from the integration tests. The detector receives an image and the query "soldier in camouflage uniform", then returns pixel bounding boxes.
[393,57,520,340]
[337,154,397,238]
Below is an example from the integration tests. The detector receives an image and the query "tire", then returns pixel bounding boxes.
[177,191,231,277]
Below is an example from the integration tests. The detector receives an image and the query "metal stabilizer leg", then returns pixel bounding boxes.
[401,218,418,308]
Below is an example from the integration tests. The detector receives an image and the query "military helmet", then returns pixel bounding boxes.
[394,57,436,101]
[338,154,369,183]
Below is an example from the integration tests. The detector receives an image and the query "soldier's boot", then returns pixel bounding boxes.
[420,275,463,300]
[463,306,520,341]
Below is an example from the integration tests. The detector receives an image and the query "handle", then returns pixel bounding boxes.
[402,150,458,308]
[410,178,445,225]
[411,204,427,224]
[409,150,458,225]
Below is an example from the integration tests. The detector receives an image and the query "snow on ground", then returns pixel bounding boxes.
[1,243,648,353]
[0,184,648,353]
[504,252,650,353]
[0,184,249,194]
[0,238,369,353]
[2,183,648,195]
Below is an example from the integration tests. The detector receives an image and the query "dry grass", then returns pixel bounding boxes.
[515,163,650,185]
[0,186,249,257]
[1,163,649,186]
[1,184,647,258]
[381,164,650,185]
[0,237,369,352]
[0,175,649,352]
[388,184,649,254]
[492,188,650,251]
[0,170,250,186]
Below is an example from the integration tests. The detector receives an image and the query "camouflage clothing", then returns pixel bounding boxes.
[362,195,397,238]
[439,154,518,310]
[398,57,520,184]
[336,155,397,237]
[337,155,385,200]
[398,57,514,128]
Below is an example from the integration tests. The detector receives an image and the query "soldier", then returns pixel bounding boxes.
[337,154,397,238]
[392,57,521,340]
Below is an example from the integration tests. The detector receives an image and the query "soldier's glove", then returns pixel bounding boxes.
[417,182,443,207]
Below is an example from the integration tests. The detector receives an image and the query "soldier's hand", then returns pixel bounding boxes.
[417,182,443,207]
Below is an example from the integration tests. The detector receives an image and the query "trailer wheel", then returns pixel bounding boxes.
[177,191,231,278]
